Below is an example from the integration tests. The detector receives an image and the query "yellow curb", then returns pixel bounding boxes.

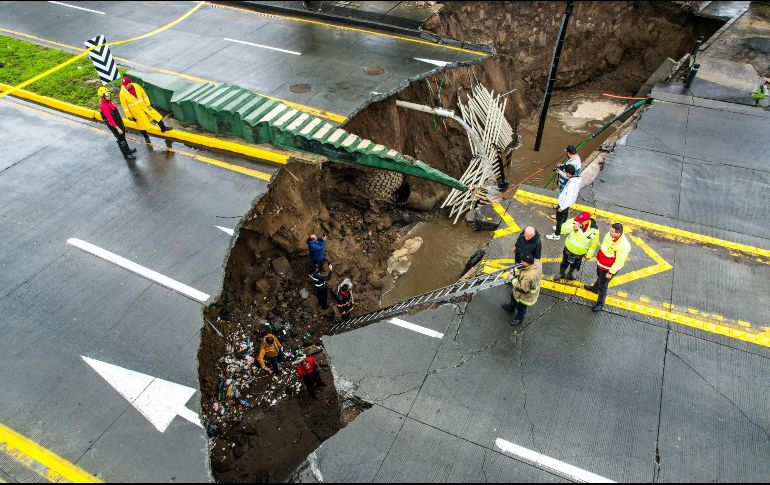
[0,421,102,483]
[0,82,288,166]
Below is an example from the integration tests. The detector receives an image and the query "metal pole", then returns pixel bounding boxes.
[685,63,700,89]
[533,0,574,152]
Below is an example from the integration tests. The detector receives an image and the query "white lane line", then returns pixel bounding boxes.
[388,318,444,339]
[223,37,301,56]
[414,57,450,67]
[495,438,615,483]
[67,238,210,303]
[216,225,235,236]
[47,1,106,14]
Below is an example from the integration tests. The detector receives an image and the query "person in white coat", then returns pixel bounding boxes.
[547,164,581,241]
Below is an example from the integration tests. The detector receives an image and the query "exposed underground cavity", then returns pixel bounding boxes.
[198,2,716,482]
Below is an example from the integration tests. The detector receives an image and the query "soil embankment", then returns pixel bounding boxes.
[199,2,703,482]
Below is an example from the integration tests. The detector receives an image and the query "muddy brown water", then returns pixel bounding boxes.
[383,95,627,303]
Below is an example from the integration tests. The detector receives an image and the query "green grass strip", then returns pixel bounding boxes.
[0,35,126,109]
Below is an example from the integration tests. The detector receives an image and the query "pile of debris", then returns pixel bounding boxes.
[202,318,323,436]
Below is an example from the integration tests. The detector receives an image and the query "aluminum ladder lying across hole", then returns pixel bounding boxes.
[329,263,521,334]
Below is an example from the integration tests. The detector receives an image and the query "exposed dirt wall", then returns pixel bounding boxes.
[425,1,698,115]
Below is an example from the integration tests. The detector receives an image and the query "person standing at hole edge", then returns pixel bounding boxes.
[296,356,326,399]
[555,211,599,281]
[98,87,136,161]
[306,233,327,266]
[119,76,172,145]
[547,164,581,240]
[309,263,333,309]
[514,226,542,264]
[501,252,542,326]
[584,223,630,312]
[557,145,582,192]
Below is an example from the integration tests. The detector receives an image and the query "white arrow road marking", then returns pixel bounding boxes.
[223,38,301,56]
[48,1,106,14]
[216,226,234,236]
[414,57,450,67]
[388,318,444,339]
[82,356,203,432]
[495,438,615,483]
[67,238,210,303]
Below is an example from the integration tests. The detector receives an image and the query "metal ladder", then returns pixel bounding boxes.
[329,263,521,334]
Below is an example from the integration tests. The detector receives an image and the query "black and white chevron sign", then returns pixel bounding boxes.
[83,35,118,84]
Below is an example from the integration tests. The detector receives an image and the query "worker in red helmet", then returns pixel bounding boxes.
[296,356,325,398]
[119,76,171,144]
[554,211,600,281]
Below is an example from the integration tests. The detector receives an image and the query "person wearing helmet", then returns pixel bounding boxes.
[98,86,136,161]
[119,76,171,144]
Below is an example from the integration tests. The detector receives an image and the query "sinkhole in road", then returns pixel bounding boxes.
[199,2,717,482]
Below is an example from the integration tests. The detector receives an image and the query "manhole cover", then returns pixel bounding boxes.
[364,66,385,76]
[290,83,312,93]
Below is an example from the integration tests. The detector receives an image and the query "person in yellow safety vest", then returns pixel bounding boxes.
[501,252,542,326]
[584,222,631,312]
[119,76,172,145]
[555,211,600,281]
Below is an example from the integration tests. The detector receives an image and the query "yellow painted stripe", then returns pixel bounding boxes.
[492,202,521,238]
[0,28,347,123]
[187,154,272,180]
[515,190,770,259]
[609,235,673,287]
[0,83,288,166]
[0,2,204,99]
[0,421,102,483]
[210,2,489,57]
[539,280,770,348]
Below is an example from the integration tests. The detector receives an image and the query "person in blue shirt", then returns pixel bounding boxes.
[306,233,327,265]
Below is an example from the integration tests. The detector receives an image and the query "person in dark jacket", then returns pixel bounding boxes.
[336,283,354,317]
[514,226,542,264]
[309,263,333,309]
[306,233,327,265]
[98,87,136,160]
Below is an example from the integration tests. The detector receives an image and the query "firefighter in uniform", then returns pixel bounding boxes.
[98,86,136,160]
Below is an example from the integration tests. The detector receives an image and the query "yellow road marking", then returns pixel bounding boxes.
[1,97,275,181]
[515,189,770,260]
[0,83,287,170]
[480,259,766,346]
[210,2,489,57]
[492,202,521,238]
[609,235,673,287]
[0,28,346,123]
[0,2,205,99]
[0,421,102,483]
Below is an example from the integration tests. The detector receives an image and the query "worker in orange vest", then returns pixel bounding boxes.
[584,223,631,312]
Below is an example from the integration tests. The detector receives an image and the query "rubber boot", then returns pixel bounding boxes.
[158,120,171,132]
[501,295,516,312]
[142,131,151,144]
[566,270,576,281]
[118,140,136,160]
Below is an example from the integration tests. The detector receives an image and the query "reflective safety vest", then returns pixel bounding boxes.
[596,233,631,274]
[561,218,600,258]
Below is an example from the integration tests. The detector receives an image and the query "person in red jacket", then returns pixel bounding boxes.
[296,356,325,398]
[98,87,136,160]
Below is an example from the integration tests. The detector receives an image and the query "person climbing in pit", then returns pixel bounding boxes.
[309,263,333,309]
[98,87,136,161]
[336,280,354,317]
[258,334,284,375]
[119,76,172,147]
[296,356,325,399]
[307,233,327,266]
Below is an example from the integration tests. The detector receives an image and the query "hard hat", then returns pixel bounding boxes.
[97,87,110,97]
